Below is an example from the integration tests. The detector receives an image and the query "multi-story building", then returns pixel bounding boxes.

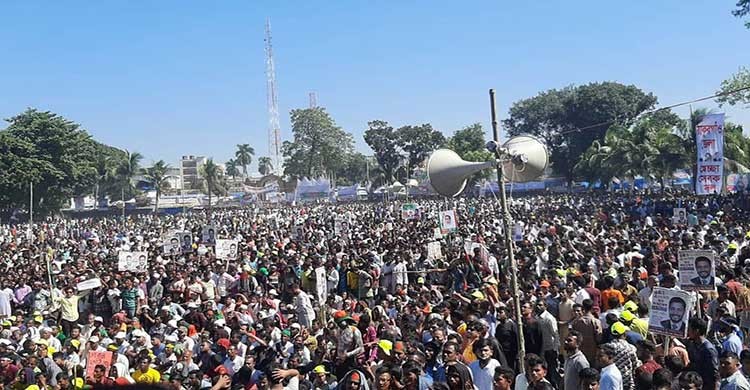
[181,155,206,193]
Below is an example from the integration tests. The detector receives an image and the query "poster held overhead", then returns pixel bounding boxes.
[215,239,239,260]
[163,235,181,256]
[179,231,193,253]
[678,250,716,291]
[439,210,458,233]
[401,203,420,220]
[118,251,148,273]
[647,287,692,338]
[202,224,217,245]
[672,208,687,225]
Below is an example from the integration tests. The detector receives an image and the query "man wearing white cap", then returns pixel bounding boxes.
[114,332,131,355]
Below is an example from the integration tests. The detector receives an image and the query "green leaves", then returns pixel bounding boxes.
[0,109,102,215]
[717,67,750,107]
[504,82,658,183]
[235,144,255,175]
[282,107,353,179]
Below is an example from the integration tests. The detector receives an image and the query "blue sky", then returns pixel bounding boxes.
[1,1,748,169]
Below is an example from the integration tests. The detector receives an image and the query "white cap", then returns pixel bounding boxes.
[94,316,103,323]
[114,332,126,339]
[167,320,178,328]
[89,336,100,343]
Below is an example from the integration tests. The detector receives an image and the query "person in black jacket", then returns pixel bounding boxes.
[494,306,519,370]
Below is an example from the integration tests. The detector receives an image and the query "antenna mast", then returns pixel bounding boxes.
[309,92,318,108]
[265,18,282,175]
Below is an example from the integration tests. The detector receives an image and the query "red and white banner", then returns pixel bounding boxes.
[695,113,724,195]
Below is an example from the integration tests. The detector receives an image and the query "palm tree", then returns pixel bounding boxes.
[646,128,689,190]
[115,150,143,200]
[258,157,273,176]
[93,152,112,207]
[115,150,142,218]
[199,158,222,210]
[235,144,255,176]
[144,160,171,212]
[225,159,240,182]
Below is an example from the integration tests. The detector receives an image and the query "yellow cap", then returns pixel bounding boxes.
[470,290,485,300]
[312,365,329,374]
[620,310,636,322]
[611,321,629,336]
[623,301,638,312]
[70,340,81,349]
[377,340,393,356]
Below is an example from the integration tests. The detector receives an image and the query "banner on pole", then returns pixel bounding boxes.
[695,113,724,195]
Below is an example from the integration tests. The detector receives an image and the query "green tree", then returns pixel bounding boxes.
[115,150,143,202]
[724,122,750,168]
[504,82,658,184]
[335,152,369,186]
[446,123,486,156]
[199,158,223,209]
[733,0,750,28]
[364,120,401,184]
[235,144,255,176]
[395,124,446,175]
[717,67,750,107]
[446,123,494,188]
[144,160,171,212]
[225,159,240,182]
[282,107,354,179]
[258,156,273,176]
[0,109,100,215]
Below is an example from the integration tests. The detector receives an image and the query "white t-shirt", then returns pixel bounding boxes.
[469,359,500,390]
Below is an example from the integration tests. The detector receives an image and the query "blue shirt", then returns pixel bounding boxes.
[723,333,743,356]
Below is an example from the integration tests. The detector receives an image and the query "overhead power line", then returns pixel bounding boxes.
[509,85,750,139]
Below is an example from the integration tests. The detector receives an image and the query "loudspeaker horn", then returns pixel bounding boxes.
[427,149,496,197]
[501,135,548,183]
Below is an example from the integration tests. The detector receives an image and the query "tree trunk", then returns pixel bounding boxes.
[154,190,160,213]
[660,176,666,193]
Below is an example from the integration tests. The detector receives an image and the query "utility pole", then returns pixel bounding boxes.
[29,181,33,226]
[489,89,526,372]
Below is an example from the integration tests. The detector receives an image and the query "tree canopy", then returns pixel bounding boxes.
[282,107,354,180]
[0,109,102,215]
[503,82,658,183]
[717,67,750,107]
[734,0,750,28]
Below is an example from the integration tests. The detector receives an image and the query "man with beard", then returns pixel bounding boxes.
[563,330,589,390]
[660,297,687,333]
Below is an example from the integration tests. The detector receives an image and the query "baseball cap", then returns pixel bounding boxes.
[377,340,393,356]
[313,365,329,375]
[611,321,629,336]
[623,301,638,312]
[620,310,635,322]
[539,280,551,288]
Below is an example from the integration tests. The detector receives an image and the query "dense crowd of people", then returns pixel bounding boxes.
[0,191,750,390]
